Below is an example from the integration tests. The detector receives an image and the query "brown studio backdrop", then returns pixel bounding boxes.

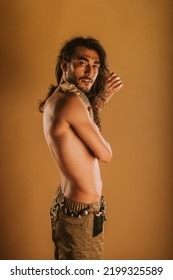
[0,0,172,259]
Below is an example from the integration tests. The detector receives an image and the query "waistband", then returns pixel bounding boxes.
[53,186,106,216]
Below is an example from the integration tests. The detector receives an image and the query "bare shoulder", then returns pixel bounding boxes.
[44,90,89,130]
[54,91,88,119]
[44,89,81,112]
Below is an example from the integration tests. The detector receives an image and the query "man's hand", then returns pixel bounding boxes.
[104,72,123,96]
[94,72,123,111]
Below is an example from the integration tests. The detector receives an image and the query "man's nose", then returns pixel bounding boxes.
[84,64,92,76]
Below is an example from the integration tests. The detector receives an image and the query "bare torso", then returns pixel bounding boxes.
[43,87,103,203]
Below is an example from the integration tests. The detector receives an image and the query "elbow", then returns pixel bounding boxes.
[98,150,112,163]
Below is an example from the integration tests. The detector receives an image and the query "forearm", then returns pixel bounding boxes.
[94,72,123,112]
[93,91,114,112]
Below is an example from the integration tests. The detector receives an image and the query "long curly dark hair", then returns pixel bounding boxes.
[39,37,109,129]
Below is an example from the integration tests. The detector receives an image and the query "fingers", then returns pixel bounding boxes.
[107,72,122,84]
[106,72,123,93]
[107,72,120,82]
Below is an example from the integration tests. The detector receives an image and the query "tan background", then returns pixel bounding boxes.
[0,0,172,259]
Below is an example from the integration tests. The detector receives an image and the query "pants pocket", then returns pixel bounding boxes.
[93,215,104,237]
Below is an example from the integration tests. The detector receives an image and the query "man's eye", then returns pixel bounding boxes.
[93,65,99,69]
[78,61,86,66]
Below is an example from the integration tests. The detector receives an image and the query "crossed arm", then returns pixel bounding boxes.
[54,73,122,162]
[63,93,112,163]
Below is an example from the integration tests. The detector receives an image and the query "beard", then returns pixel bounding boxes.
[66,72,94,94]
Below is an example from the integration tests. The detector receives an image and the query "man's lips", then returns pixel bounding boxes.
[80,77,93,84]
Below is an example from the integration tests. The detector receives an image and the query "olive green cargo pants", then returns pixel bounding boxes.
[50,186,106,260]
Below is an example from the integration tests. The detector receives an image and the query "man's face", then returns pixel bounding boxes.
[64,46,100,93]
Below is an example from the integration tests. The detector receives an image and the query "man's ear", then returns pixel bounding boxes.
[61,60,68,72]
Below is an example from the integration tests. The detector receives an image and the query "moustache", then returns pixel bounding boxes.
[80,76,93,83]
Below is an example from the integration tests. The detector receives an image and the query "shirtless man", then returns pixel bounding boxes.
[39,37,123,259]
